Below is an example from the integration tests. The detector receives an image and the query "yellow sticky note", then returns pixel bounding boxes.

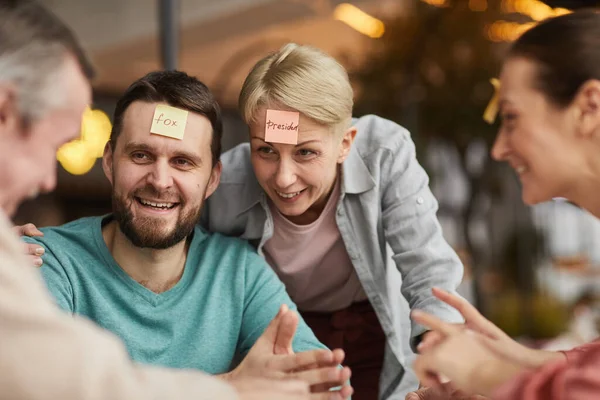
[150,104,188,140]
[483,78,501,125]
[265,109,299,145]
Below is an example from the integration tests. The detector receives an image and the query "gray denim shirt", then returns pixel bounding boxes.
[201,114,464,399]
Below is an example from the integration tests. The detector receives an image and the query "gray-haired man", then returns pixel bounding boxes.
[0,1,310,399]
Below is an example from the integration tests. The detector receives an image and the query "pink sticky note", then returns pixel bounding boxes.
[264,109,299,145]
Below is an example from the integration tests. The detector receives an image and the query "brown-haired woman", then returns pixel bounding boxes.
[409,9,600,400]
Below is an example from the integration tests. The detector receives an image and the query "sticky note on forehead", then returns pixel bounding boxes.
[265,109,299,145]
[150,104,188,140]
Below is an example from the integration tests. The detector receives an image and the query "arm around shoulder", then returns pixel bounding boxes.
[0,226,239,400]
[23,235,74,312]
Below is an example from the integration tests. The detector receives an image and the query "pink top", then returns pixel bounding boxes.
[492,339,600,400]
[263,179,367,312]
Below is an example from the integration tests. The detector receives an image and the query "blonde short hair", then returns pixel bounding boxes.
[239,43,353,133]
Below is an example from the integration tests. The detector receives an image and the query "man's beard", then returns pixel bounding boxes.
[112,185,205,249]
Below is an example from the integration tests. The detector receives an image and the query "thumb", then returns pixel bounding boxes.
[257,304,289,349]
[405,383,455,400]
[274,309,298,355]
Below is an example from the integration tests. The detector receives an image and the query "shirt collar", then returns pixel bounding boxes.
[341,140,376,195]
[235,171,265,215]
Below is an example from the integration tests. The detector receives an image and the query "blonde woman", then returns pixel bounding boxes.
[21,44,464,399]
[202,44,465,399]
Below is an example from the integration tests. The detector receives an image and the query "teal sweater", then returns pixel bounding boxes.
[25,216,326,374]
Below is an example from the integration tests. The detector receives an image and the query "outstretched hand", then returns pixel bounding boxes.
[228,305,353,399]
[416,288,563,369]
[412,309,524,396]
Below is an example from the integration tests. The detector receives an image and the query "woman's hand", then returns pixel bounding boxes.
[417,288,563,369]
[412,310,524,396]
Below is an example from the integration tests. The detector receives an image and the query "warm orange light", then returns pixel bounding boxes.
[56,140,97,175]
[81,108,112,158]
[501,0,572,21]
[333,3,385,39]
[486,20,535,42]
[469,0,487,12]
[57,107,112,175]
[420,0,448,7]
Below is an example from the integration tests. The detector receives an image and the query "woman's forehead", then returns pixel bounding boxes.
[251,107,331,137]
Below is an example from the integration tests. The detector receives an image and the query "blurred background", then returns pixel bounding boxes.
[16,0,600,348]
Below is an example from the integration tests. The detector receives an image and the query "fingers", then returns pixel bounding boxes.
[406,389,487,400]
[279,304,289,316]
[25,242,45,256]
[270,349,338,372]
[411,311,461,337]
[331,349,345,366]
[431,288,500,338]
[266,379,309,394]
[14,223,43,237]
[404,391,423,400]
[413,354,444,391]
[309,383,353,399]
[246,377,308,393]
[405,383,485,400]
[28,255,43,267]
[24,243,44,267]
[405,382,462,400]
[232,377,310,400]
[16,227,45,267]
[310,381,353,395]
[293,348,346,374]
[431,288,479,320]
[337,384,354,399]
[417,331,444,353]
[405,386,439,400]
[307,369,353,399]
[290,366,350,390]
[274,309,299,355]
[258,304,290,348]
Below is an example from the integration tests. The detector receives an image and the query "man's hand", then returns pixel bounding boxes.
[405,383,490,400]
[230,377,311,400]
[13,223,44,267]
[228,305,353,399]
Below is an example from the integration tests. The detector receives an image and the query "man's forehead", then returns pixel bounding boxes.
[122,101,155,130]
[121,101,212,151]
